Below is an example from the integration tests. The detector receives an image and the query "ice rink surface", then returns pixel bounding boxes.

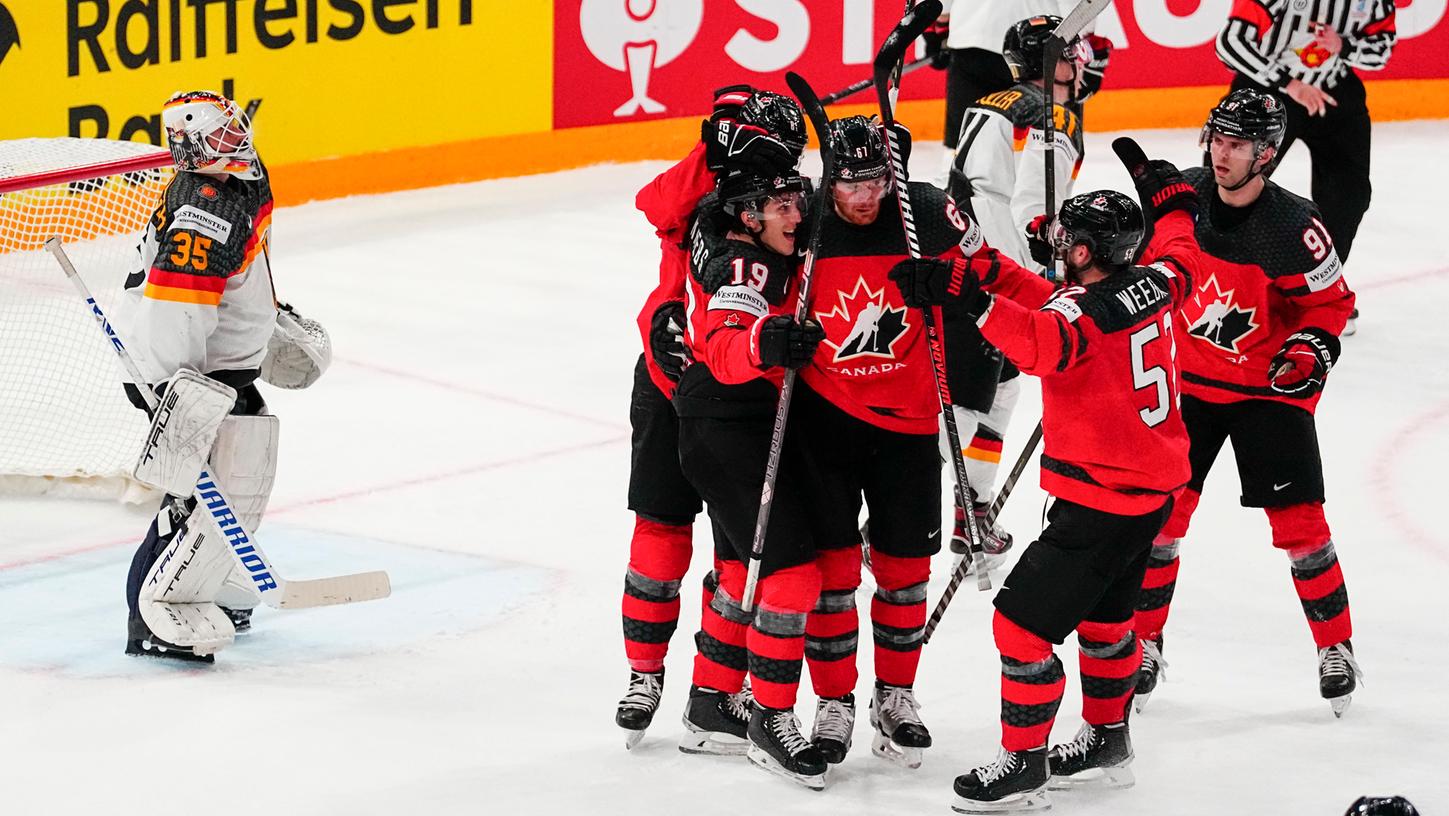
[3,121,1448,815]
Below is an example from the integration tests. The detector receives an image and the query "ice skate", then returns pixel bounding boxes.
[1133,636,1166,713]
[219,606,253,635]
[679,684,751,755]
[952,747,1051,813]
[125,616,215,664]
[746,705,827,790]
[1342,307,1358,337]
[870,682,932,769]
[951,501,1013,574]
[1319,640,1363,718]
[615,669,663,749]
[1048,722,1135,790]
[811,693,855,764]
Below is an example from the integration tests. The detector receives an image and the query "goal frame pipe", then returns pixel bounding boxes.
[0,150,173,195]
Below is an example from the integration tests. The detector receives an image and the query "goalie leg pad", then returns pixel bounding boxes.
[133,370,237,496]
[138,505,237,653]
[209,414,280,613]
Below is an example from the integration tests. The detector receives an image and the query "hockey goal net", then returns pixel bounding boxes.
[0,138,175,501]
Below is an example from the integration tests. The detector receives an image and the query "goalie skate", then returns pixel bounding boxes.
[679,684,752,755]
[1047,722,1135,790]
[869,682,932,769]
[952,747,1050,813]
[125,617,216,664]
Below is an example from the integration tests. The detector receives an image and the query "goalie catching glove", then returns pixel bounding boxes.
[261,302,332,389]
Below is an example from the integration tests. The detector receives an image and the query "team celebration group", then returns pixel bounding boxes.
[613,1,1390,811]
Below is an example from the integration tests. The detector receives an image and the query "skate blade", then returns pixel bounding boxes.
[678,728,748,756]
[746,745,827,791]
[1048,764,1135,791]
[951,789,1051,813]
[871,731,925,769]
[1329,694,1352,718]
[623,728,646,750]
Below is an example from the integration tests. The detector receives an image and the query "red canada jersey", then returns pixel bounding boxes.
[634,142,717,399]
[979,211,1202,516]
[672,208,797,420]
[1177,168,1355,413]
[803,182,975,435]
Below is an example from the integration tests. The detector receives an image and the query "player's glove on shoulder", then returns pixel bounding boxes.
[753,317,824,370]
[1269,327,1339,397]
[649,301,693,382]
[889,255,997,316]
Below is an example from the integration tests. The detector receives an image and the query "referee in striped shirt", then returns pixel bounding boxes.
[1216,0,1396,276]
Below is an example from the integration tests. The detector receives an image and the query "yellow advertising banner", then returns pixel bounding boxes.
[0,0,552,165]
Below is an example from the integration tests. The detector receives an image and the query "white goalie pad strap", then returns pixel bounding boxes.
[210,414,280,532]
[261,307,332,389]
[134,370,236,496]
[138,506,237,652]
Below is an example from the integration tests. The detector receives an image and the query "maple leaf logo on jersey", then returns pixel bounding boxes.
[816,277,910,363]
[1188,273,1259,353]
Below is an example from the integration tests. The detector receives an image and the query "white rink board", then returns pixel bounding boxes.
[1,122,1447,815]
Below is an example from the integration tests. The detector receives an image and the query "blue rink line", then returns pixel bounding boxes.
[0,525,552,677]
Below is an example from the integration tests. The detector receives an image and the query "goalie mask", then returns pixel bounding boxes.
[162,90,261,180]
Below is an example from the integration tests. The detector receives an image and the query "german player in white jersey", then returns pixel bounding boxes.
[117,90,331,662]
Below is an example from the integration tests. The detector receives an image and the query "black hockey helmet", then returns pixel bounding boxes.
[740,91,809,156]
[1202,88,1287,151]
[1003,16,1088,83]
[717,167,810,221]
[1344,797,1421,816]
[827,115,889,182]
[1055,190,1145,269]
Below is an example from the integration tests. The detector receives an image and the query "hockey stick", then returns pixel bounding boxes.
[739,73,837,613]
[872,0,991,594]
[821,57,930,106]
[46,237,390,610]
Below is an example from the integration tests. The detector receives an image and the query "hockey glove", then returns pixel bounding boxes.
[1077,34,1112,102]
[1025,214,1056,268]
[649,301,693,382]
[1269,328,1340,397]
[889,256,994,311]
[703,86,797,176]
[924,19,951,69]
[754,316,824,370]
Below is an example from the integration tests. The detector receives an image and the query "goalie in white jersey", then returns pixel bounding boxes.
[117,90,331,662]
[941,15,1089,567]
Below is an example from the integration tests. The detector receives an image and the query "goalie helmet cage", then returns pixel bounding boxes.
[0,138,174,502]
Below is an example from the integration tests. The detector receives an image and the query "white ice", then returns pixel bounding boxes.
[3,121,1448,816]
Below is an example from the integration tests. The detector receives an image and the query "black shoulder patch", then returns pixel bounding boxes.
[1077,266,1174,334]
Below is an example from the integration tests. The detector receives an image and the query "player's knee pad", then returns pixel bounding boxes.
[757,562,822,615]
[1265,502,1331,552]
[993,609,1052,664]
[1160,488,1201,540]
[210,414,280,533]
[870,551,929,592]
[133,370,236,497]
[628,516,692,580]
[816,546,862,592]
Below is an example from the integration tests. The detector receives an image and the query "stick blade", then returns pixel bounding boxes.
[275,570,392,609]
[871,0,943,117]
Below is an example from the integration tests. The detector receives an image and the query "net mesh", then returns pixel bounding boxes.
[0,138,175,501]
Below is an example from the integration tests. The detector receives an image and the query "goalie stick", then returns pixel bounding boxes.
[46,237,390,610]
[739,72,837,613]
[872,0,991,593]
[923,0,1116,640]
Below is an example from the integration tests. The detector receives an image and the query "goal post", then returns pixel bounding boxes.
[0,138,174,501]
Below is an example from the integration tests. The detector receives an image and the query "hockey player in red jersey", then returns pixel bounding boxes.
[892,153,1201,811]
[790,115,972,769]
[119,91,330,662]
[673,167,831,789]
[616,88,806,747]
[1130,89,1361,717]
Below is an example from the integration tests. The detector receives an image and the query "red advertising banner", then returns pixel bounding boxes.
[555,0,1449,131]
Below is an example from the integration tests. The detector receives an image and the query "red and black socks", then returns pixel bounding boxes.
[622,517,692,673]
[749,562,822,710]
[693,561,749,694]
[1076,619,1140,726]
[1269,503,1351,649]
[1133,535,1180,641]
[806,546,860,699]
[994,611,1064,751]
[870,551,930,688]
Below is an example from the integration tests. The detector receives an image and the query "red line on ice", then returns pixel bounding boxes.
[1368,399,1449,565]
